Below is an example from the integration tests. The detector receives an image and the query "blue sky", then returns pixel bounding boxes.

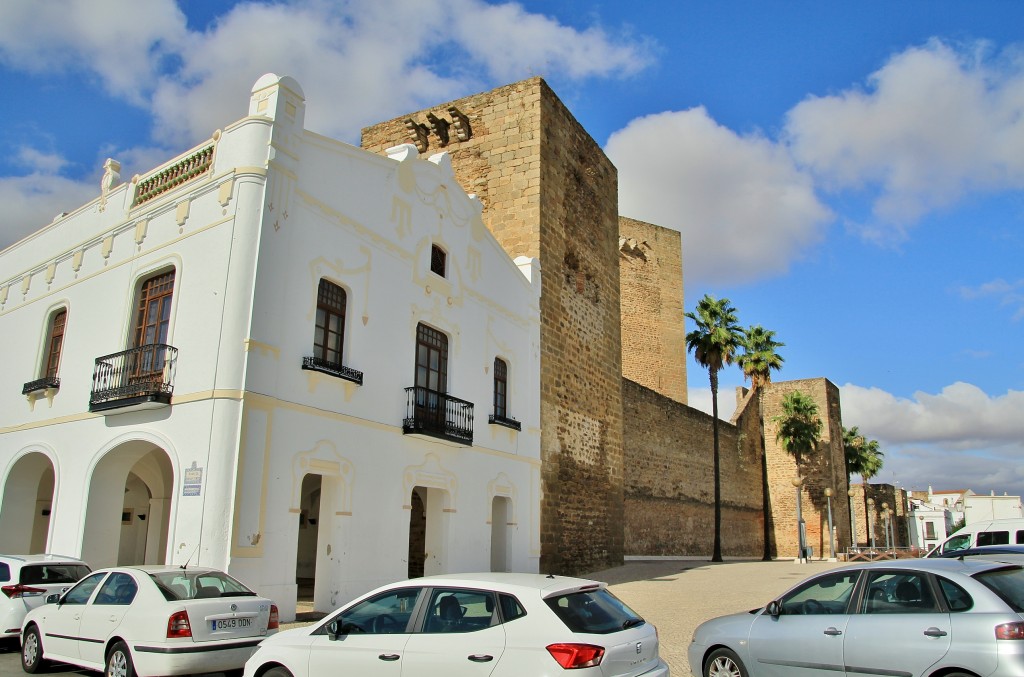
[1,1,1022,501]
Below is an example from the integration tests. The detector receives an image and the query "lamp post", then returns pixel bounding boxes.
[848,488,858,550]
[867,497,876,549]
[882,503,891,550]
[792,476,806,562]
[824,488,836,559]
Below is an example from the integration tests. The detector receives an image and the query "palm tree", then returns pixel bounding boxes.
[773,391,822,560]
[738,325,785,561]
[844,426,884,542]
[685,294,743,562]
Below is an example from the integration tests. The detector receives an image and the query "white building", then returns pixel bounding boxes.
[0,74,542,620]
[928,488,1024,526]
[907,498,951,553]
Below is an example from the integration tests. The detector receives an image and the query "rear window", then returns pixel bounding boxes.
[19,564,91,585]
[545,588,645,634]
[975,567,1024,612]
[150,570,255,601]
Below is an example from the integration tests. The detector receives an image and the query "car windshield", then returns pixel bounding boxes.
[974,566,1024,612]
[545,587,644,634]
[149,570,256,601]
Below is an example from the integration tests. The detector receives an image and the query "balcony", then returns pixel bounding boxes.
[22,376,60,396]
[90,344,177,413]
[301,356,363,385]
[488,412,521,431]
[403,386,474,446]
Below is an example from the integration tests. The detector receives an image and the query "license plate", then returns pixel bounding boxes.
[212,618,253,630]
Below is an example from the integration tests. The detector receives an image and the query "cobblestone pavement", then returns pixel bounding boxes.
[588,558,846,676]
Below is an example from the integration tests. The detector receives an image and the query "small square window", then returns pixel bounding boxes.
[430,245,447,277]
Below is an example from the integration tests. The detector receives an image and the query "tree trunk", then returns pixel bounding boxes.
[711,369,723,562]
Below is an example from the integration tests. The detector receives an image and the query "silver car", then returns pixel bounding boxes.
[688,558,1024,677]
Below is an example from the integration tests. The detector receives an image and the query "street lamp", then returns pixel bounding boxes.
[867,497,877,549]
[848,488,858,550]
[792,476,806,562]
[882,503,892,550]
[824,488,836,559]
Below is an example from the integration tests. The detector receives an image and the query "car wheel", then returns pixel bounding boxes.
[263,668,293,677]
[106,641,135,677]
[21,625,47,673]
[705,647,748,677]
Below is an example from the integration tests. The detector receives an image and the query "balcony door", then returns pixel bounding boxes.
[415,324,448,430]
[132,271,174,381]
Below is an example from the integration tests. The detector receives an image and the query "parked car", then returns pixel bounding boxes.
[937,544,1024,560]
[21,565,278,677]
[244,572,669,677]
[1,554,90,641]
[688,558,1024,677]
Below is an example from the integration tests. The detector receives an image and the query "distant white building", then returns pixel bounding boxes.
[907,498,951,552]
[928,487,1024,526]
[0,74,542,620]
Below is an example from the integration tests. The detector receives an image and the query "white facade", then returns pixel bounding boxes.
[907,499,951,553]
[0,74,542,621]
[928,488,1024,525]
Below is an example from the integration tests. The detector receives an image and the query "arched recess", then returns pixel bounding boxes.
[81,440,174,568]
[290,441,353,613]
[404,454,456,577]
[0,452,57,553]
[487,472,517,573]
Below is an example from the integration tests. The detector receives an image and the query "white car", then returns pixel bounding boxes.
[21,565,278,677]
[244,572,669,677]
[1,554,91,641]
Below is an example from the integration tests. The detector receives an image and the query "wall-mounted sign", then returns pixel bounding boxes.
[183,461,203,496]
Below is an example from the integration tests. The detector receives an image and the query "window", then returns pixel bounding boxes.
[545,588,645,634]
[424,588,497,633]
[62,572,106,605]
[978,530,1010,547]
[862,571,939,614]
[924,521,936,540]
[778,571,858,615]
[134,271,174,348]
[314,279,347,366]
[1017,530,1024,544]
[44,309,67,379]
[430,244,447,277]
[937,576,973,612]
[499,594,527,622]
[94,573,138,606]
[322,588,422,635]
[493,358,508,418]
[416,324,448,395]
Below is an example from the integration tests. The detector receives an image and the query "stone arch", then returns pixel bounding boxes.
[0,449,58,553]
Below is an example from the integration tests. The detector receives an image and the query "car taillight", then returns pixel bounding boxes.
[167,610,192,638]
[1,584,46,599]
[268,605,279,630]
[547,643,605,669]
[996,622,1024,640]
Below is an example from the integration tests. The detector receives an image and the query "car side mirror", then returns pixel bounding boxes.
[765,600,781,617]
[326,620,341,641]
[45,593,60,605]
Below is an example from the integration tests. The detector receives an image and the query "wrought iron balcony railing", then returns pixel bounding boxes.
[403,386,474,445]
[301,356,363,385]
[488,412,521,431]
[89,344,177,413]
[22,376,60,396]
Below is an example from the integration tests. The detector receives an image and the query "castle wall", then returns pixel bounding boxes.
[618,217,686,404]
[362,77,625,574]
[622,379,764,557]
[762,378,851,559]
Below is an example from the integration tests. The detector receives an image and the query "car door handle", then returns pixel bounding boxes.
[378,654,401,661]
[468,654,494,662]
[923,627,948,638]
[823,627,843,636]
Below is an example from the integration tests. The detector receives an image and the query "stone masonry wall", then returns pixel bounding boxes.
[362,77,625,575]
[618,217,686,405]
[761,378,851,560]
[623,379,764,557]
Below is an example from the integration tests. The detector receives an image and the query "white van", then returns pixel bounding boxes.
[926,518,1024,557]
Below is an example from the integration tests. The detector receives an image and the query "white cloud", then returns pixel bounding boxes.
[15,147,69,174]
[0,173,97,248]
[785,40,1024,240]
[607,108,832,285]
[840,382,1024,497]
[959,278,1024,321]
[0,0,188,104]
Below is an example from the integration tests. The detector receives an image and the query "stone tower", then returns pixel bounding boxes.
[363,77,624,574]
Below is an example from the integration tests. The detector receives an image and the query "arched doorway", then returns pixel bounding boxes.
[407,485,449,578]
[0,453,55,553]
[295,474,322,605]
[490,496,511,572]
[82,442,173,568]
